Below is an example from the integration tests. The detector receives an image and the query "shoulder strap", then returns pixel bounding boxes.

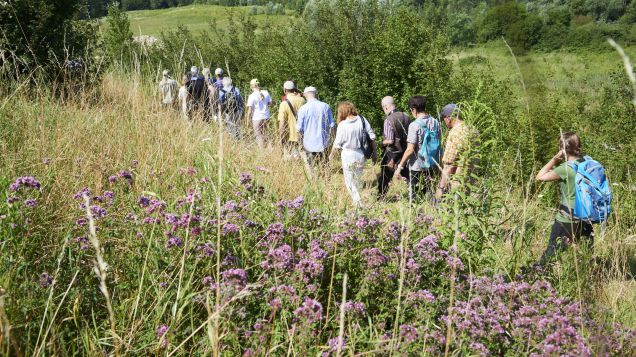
[285,99,297,119]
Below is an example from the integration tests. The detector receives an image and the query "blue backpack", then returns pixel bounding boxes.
[567,156,612,223]
[416,116,442,170]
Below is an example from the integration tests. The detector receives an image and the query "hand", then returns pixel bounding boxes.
[395,165,404,180]
[552,150,564,162]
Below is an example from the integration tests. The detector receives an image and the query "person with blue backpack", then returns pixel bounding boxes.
[396,95,442,202]
[535,132,612,266]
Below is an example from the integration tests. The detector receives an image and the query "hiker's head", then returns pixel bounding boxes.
[559,132,581,157]
[408,95,426,116]
[441,103,461,128]
[303,86,317,100]
[202,68,211,78]
[162,69,171,78]
[214,68,223,78]
[181,74,188,85]
[222,77,233,89]
[250,78,260,91]
[190,66,198,76]
[336,101,358,123]
[283,80,297,94]
[381,96,396,115]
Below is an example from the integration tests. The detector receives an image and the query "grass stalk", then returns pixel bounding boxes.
[82,194,120,356]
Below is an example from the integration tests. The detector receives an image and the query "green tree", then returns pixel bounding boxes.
[0,0,95,80]
[104,2,133,62]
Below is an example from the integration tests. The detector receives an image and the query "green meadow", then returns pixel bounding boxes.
[127,5,292,36]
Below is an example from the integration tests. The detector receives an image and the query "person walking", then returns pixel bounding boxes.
[277,80,306,160]
[187,66,210,121]
[159,69,178,109]
[377,96,411,199]
[296,86,335,169]
[246,78,272,148]
[435,104,479,200]
[219,77,244,138]
[178,74,189,120]
[210,68,225,119]
[535,132,594,266]
[396,95,442,202]
[329,102,377,208]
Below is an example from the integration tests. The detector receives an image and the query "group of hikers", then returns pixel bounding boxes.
[159,66,613,268]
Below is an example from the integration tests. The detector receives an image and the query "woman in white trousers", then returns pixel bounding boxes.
[330,102,377,208]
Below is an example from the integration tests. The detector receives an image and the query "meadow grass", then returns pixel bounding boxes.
[123,5,292,37]
[0,53,634,354]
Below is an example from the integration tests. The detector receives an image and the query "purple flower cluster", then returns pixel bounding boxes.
[261,244,293,271]
[9,176,41,191]
[293,298,323,324]
[361,248,388,269]
[156,325,169,348]
[442,275,621,356]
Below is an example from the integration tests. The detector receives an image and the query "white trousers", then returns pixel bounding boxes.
[341,149,365,207]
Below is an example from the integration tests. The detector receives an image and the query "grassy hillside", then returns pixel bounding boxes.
[127,5,292,36]
[0,69,634,355]
[452,42,636,103]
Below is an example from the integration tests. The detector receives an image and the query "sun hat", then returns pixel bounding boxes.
[214,68,223,75]
[250,78,260,87]
[303,86,317,94]
[190,66,198,75]
[441,104,459,119]
[283,80,296,90]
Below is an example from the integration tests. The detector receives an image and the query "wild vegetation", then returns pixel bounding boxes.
[0,0,635,355]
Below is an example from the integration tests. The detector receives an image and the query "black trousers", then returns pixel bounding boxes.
[305,151,327,168]
[377,151,408,198]
[408,169,435,202]
[539,220,594,265]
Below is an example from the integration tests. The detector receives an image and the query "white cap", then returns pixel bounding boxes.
[203,67,211,76]
[283,81,296,90]
[303,86,317,94]
[190,66,198,75]
[250,78,260,87]
[162,69,170,76]
[215,68,223,75]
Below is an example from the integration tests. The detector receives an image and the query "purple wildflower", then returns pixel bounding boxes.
[399,324,418,344]
[9,176,41,191]
[156,325,169,348]
[117,170,133,184]
[73,187,92,200]
[6,196,19,204]
[327,336,346,353]
[222,222,239,236]
[39,272,53,288]
[166,234,183,248]
[293,298,323,324]
[361,248,388,268]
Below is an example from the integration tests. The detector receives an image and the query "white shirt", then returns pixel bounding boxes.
[247,90,271,121]
[178,86,188,118]
[333,116,376,151]
[159,77,178,104]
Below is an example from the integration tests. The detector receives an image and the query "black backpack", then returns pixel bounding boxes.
[188,76,207,102]
[221,87,243,114]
